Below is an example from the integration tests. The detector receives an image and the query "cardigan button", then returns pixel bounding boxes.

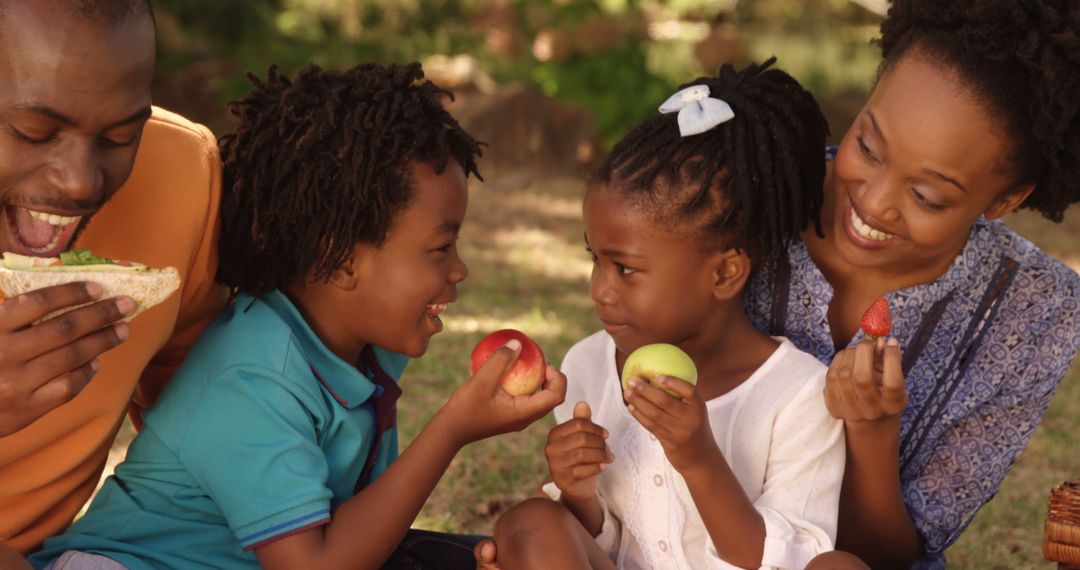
[659,540,669,552]
[653,474,663,486]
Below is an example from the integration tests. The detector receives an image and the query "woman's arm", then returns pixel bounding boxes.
[836,418,922,568]
[825,340,921,568]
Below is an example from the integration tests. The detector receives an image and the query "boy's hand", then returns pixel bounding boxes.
[545,401,613,501]
[0,283,132,436]
[441,339,566,446]
[624,375,717,474]
[823,337,907,428]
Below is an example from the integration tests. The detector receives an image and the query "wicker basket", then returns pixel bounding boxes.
[1045,478,1080,569]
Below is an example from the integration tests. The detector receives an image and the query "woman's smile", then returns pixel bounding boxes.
[841,197,901,250]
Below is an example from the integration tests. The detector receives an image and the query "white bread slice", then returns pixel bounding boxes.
[0,265,181,322]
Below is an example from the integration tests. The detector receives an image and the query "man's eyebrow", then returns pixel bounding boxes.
[14,104,76,127]
[107,106,153,130]
[13,104,152,130]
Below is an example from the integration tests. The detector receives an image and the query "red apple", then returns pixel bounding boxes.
[470,329,546,396]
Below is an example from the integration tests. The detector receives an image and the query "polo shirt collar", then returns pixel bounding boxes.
[256,290,376,409]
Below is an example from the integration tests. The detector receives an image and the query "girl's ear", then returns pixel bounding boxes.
[711,248,752,302]
[985,183,1035,220]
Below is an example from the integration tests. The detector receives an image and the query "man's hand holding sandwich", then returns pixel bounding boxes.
[0,249,179,436]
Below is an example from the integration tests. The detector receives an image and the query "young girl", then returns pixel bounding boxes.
[481,60,845,570]
[29,62,565,570]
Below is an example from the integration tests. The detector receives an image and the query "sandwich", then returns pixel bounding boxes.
[0,249,181,322]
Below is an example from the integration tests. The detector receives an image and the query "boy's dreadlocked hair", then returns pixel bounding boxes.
[217,62,483,296]
[592,58,828,265]
[878,0,1080,222]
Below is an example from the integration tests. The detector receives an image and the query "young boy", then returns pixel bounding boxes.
[30,62,565,570]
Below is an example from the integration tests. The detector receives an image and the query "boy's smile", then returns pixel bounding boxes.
[425,303,449,332]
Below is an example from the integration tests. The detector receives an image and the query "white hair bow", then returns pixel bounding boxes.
[658,85,735,137]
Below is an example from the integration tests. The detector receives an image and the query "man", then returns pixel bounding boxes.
[0,0,226,562]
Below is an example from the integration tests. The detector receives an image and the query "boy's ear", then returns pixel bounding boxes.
[710,248,752,302]
[328,244,375,291]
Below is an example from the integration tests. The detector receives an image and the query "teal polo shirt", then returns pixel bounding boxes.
[31,291,408,570]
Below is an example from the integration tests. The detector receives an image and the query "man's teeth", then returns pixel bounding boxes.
[28,209,81,226]
[850,208,896,241]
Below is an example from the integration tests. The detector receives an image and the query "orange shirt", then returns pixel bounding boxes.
[0,108,227,554]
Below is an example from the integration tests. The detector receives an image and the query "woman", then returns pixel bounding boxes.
[745,0,1080,568]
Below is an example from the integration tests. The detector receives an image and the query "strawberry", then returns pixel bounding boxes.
[860,296,892,340]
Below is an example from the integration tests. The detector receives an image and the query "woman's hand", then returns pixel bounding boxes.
[545,401,613,501]
[439,340,566,447]
[824,338,907,428]
[623,375,718,474]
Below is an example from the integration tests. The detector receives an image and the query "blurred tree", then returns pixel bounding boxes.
[151,0,880,145]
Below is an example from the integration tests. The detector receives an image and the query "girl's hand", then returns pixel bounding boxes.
[824,338,907,428]
[441,340,567,446]
[624,375,717,474]
[474,540,501,570]
[545,402,614,501]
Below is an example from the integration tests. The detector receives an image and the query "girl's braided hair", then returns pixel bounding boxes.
[879,0,1080,221]
[217,62,482,296]
[593,58,829,265]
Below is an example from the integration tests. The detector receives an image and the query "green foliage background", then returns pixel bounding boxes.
[153,0,881,145]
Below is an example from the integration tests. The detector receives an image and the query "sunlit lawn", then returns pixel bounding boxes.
[101,175,1077,568]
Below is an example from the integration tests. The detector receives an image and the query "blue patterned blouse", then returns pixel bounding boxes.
[746,203,1080,567]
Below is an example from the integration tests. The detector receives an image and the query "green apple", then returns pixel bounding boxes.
[620,343,698,398]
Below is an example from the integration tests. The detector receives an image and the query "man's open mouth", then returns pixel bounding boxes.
[5,205,84,257]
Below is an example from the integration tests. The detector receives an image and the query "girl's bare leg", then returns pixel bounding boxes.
[805,550,872,570]
[493,498,616,570]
